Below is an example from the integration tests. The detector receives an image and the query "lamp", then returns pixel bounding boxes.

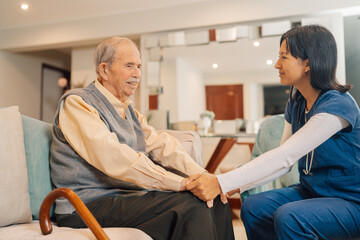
[57,77,68,88]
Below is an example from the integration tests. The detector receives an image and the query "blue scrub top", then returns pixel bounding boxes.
[285,90,360,203]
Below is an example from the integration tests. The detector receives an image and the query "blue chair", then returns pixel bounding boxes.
[241,114,299,200]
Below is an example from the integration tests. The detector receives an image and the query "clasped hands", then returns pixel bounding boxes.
[180,172,239,208]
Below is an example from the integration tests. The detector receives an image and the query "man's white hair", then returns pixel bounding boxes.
[94,37,136,76]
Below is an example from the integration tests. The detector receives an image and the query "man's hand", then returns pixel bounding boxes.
[185,173,222,201]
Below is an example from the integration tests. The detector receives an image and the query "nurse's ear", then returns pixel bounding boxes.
[304,59,310,73]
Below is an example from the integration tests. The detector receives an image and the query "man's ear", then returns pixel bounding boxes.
[98,63,109,80]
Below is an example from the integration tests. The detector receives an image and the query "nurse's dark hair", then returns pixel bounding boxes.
[280,25,352,101]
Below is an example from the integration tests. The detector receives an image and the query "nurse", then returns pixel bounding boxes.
[186,25,360,239]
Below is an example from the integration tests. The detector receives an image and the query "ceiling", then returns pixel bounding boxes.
[162,36,281,74]
[0,0,210,29]
[0,0,359,76]
[0,0,279,75]
[0,0,213,62]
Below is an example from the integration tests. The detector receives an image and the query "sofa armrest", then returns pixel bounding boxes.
[158,130,203,167]
[39,188,109,240]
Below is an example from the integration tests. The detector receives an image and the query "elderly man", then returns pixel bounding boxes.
[50,37,234,240]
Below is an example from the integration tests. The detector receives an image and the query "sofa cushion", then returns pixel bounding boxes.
[22,115,53,220]
[0,106,32,227]
[0,221,152,240]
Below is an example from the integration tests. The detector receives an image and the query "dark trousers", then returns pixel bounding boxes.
[241,184,360,240]
[56,191,234,240]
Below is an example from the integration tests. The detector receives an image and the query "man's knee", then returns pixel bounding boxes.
[170,192,213,215]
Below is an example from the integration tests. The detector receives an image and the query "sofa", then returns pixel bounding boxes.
[0,106,203,239]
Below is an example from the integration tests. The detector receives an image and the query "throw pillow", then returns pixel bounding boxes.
[22,115,53,220]
[0,106,32,227]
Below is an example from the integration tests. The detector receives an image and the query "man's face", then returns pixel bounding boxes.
[103,42,142,102]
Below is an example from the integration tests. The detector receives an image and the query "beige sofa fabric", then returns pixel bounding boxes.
[159,130,203,166]
[0,106,32,227]
[0,222,152,240]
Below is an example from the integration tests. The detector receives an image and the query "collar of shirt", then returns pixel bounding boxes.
[94,79,132,119]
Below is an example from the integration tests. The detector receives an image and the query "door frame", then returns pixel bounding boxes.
[40,63,70,120]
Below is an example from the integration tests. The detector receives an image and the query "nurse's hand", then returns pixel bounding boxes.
[205,193,228,208]
[186,173,222,201]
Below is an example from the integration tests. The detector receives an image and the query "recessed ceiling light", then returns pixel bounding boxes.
[253,41,260,47]
[266,59,273,65]
[20,3,29,10]
[212,63,218,69]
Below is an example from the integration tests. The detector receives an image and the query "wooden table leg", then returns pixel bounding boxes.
[205,138,237,174]
[228,197,242,219]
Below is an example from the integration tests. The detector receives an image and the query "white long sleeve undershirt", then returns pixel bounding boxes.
[217,113,350,194]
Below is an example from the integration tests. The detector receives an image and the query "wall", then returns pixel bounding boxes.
[159,57,205,123]
[0,50,69,118]
[71,46,97,89]
[244,83,264,122]
[204,70,278,85]
[301,14,346,83]
[344,15,360,104]
[159,59,178,122]
[176,58,205,122]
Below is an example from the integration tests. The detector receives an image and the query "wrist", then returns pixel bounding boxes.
[180,178,188,191]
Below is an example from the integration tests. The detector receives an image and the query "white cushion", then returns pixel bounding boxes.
[0,221,152,240]
[0,106,32,227]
